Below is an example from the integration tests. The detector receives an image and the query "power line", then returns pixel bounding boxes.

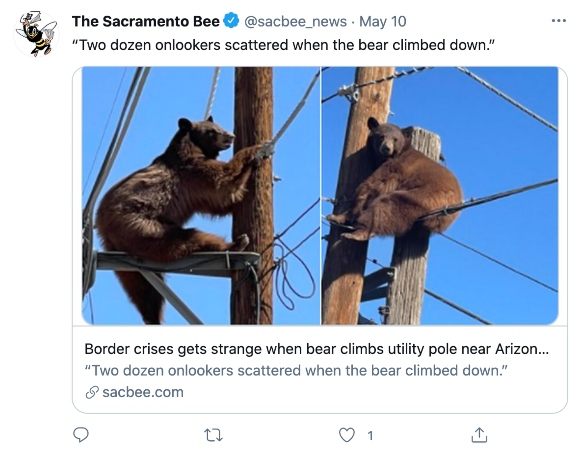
[321,67,433,104]
[204,67,221,119]
[273,233,318,310]
[325,175,555,232]
[324,180,558,298]
[271,68,321,147]
[366,256,385,268]
[323,66,558,133]
[439,233,557,293]
[82,67,151,224]
[276,199,320,240]
[420,178,557,220]
[278,227,320,262]
[82,67,151,297]
[251,68,321,160]
[365,256,492,324]
[230,262,262,324]
[83,68,128,193]
[82,293,95,324]
[358,67,434,89]
[456,67,558,132]
[424,289,492,325]
[258,199,320,311]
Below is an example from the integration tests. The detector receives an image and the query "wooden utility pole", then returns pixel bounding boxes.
[322,67,395,325]
[384,127,441,325]
[231,67,274,324]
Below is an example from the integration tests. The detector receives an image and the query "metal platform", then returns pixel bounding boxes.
[96,251,261,277]
[86,250,261,325]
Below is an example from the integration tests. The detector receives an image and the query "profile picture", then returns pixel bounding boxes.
[15,11,58,57]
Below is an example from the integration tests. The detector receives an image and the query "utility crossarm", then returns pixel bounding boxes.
[89,251,261,325]
[360,267,395,302]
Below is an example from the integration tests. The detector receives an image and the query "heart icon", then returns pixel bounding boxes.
[339,427,355,442]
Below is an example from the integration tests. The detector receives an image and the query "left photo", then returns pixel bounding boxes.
[80,67,321,325]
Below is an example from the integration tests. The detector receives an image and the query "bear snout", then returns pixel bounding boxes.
[224,132,235,143]
[217,133,235,150]
[379,142,393,157]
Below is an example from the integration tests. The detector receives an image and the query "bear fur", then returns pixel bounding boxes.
[327,117,463,241]
[95,117,270,324]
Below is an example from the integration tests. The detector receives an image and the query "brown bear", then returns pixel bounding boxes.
[327,117,462,241]
[95,116,271,324]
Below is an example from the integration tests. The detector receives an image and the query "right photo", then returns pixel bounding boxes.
[321,67,559,325]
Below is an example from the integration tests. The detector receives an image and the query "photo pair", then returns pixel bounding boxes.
[81,66,558,327]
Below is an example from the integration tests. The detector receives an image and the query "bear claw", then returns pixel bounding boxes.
[326,213,346,224]
[342,231,373,241]
[232,234,250,251]
[255,142,275,161]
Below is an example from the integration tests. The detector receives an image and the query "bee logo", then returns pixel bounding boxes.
[15,11,57,57]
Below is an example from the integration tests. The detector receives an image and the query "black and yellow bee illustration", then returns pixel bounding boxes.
[16,12,57,57]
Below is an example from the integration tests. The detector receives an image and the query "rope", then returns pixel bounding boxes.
[204,67,221,119]
[456,67,558,132]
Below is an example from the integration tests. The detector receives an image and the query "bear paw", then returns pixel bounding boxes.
[342,230,374,241]
[231,234,250,251]
[255,142,275,161]
[326,213,347,224]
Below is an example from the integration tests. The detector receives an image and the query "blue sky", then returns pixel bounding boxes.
[322,67,559,325]
[82,67,321,325]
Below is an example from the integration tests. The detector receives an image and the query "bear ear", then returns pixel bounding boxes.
[206,115,214,123]
[178,118,192,131]
[367,117,380,131]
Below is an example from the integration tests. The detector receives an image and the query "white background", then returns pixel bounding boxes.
[5,2,575,450]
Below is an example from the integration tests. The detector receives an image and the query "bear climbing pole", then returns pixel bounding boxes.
[231,67,274,325]
[383,127,442,325]
[321,67,395,325]
[82,67,263,325]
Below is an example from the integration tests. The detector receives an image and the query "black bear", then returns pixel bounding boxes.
[96,117,271,324]
[327,117,462,241]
